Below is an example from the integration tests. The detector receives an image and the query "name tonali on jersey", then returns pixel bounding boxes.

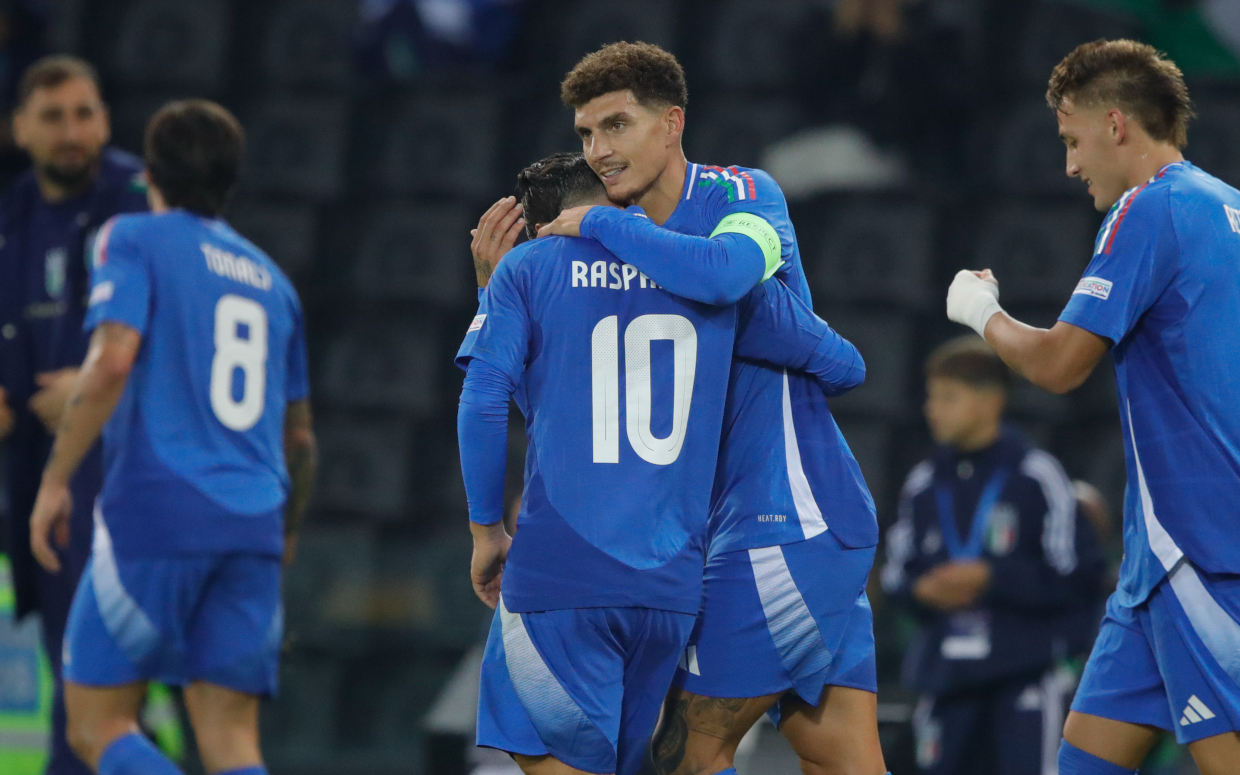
[570,259,662,290]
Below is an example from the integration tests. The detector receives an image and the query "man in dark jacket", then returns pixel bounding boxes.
[0,55,147,775]
[882,335,1106,775]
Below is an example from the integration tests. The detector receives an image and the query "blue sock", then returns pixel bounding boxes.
[98,733,185,775]
[1058,740,1136,775]
[216,768,268,775]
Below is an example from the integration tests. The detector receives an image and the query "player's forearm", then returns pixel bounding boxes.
[43,363,126,486]
[984,314,1096,395]
[458,362,512,526]
[283,400,317,538]
[581,207,766,305]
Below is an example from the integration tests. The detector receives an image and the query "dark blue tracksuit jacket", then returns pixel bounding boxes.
[881,427,1106,695]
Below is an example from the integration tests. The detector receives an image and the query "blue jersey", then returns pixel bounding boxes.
[85,210,310,558]
[581,163,878,554]
[1059,161,1240,606]
[456,233,855,614]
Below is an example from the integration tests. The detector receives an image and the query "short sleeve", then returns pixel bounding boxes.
[454,255,531,384]
[700,167,794,277]
[84,217,152,335]
[1058,186,1178,345]
[285,295,310,402]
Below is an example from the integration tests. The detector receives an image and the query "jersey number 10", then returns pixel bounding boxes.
[210,294,268,431]
[591,314,697,466]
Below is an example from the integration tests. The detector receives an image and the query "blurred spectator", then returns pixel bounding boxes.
[356,0,525,82]
[881,336,1105,775]
[0,0,49,188]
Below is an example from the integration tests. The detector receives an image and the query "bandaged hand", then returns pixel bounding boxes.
[947,269,1002,338]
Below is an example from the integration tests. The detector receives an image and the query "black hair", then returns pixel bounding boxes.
[145,99,244,217]
[514,152,606,240]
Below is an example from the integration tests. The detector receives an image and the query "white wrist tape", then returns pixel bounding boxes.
[946,270,1003,338]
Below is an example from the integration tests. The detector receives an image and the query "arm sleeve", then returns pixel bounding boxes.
[285,297,311,402]
[1058,186,1178,345]
[734,279,865,396]
[453,258,530,525]
[986,452,1106,611]
[579,205,775,305]
[84,217,151,335]
[881,462,938,615]
[457,359,514,526]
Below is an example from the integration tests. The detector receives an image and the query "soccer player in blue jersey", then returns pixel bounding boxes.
[945,40,1240,775]
[536,43,887,775]
[457,151,865,775]
[25,100,316,775]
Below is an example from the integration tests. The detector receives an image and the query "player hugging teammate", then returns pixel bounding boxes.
[459,42,886,775]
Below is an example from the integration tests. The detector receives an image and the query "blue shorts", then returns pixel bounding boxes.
[477,597,695,775]
[1072,562,1240,744]
[63,520,283,697]
[676,531,877,712]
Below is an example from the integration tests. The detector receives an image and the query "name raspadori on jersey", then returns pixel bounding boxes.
[571,260,662,291]
[202,242,273,291]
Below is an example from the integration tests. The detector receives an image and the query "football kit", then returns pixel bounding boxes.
[62,210,309,697]
[456,230,862,774]
[1059,162,1240,743]
[579,163,880,714]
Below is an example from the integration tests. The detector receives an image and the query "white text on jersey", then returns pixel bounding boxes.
[1225,204,1240,235]
[202,243,273,291]
[571,260,661,290]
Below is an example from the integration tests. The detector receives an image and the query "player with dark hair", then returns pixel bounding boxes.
[457,151,866,775]
[531,42,886,775]
[946,39,1240,775]
[0,53,148,775]
[883,335,1104,775]
[27,99,316,775]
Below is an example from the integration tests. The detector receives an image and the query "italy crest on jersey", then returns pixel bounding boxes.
[45,247,67,299]
[986,502,1019,556]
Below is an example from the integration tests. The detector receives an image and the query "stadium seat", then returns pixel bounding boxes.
[314,416,413,515]
[993,101,1079,195]
[686,96,802,170]
[703,0,819,90]
[833,419,891,513]
[319,319,440,413]
[812,201,934,307]
[113,0,228,91]
[243,97,348,200]
[353,204,472,306]
[558,0,676,72]
[1016,2,1141,87]
[227,200,319,276]
[1186,99,1240,188]
[818,312,912,417]
[971,205,1096,305]
[263,0,357,90]
[378,94,499,198]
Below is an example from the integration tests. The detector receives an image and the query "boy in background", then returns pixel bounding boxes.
[882,336,1105,775]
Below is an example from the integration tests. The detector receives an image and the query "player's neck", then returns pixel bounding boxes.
[633,152,688,226]
[34,169,93,204]
[1123,140,1184,191]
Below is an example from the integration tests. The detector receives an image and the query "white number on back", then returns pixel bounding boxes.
[210,294,268,431]
[591,314,698,466]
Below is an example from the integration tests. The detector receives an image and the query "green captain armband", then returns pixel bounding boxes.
[709,213,785,281]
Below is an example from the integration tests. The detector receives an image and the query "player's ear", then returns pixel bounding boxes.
[1108,108,1125,144]
[665,105,685,141]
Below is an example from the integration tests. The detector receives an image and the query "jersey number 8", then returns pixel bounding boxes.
[591,314,697,466]
[210,294,268,431]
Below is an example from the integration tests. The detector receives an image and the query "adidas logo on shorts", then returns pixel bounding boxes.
[1180,695,1216,726]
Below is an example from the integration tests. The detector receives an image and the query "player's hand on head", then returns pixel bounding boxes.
[470,525,511,609]
[29,368,79,433]
[536,205,594,239]
[29,480,73,573]
[471,197,525,287]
